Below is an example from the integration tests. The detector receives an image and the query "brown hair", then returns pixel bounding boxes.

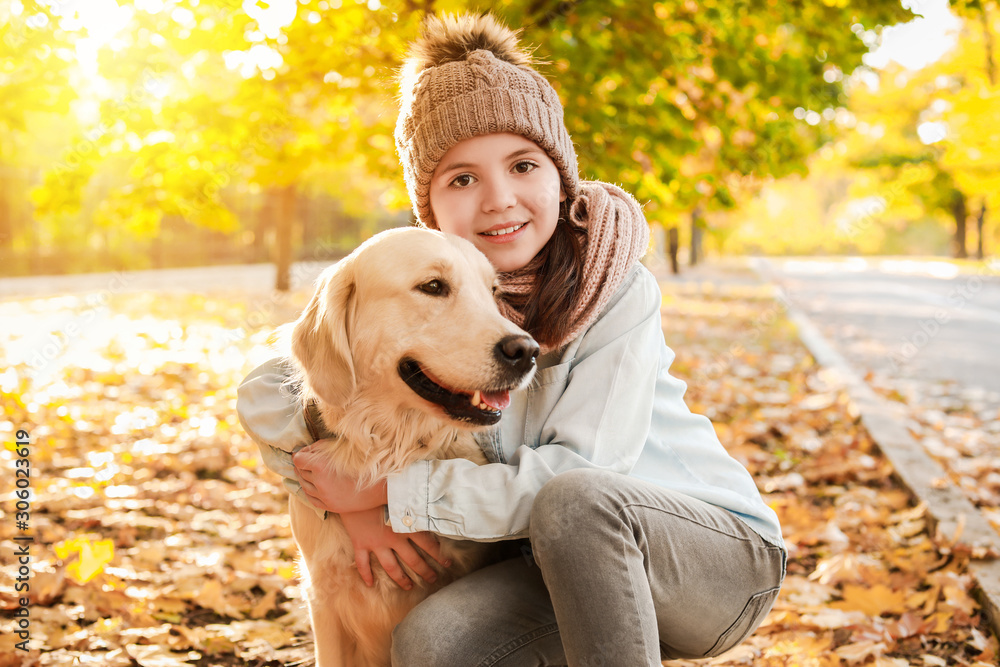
[500,202,589,349]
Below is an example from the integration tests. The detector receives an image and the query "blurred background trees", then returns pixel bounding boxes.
[2,0,994,287]
[712,0,998,259]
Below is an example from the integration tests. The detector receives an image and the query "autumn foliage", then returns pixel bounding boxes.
[1,276,997,665]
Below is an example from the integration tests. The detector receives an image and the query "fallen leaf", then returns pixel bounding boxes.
[125,644,201,667]
[54,538,115,584]
[831,584,908,617]
[835,640,888,663]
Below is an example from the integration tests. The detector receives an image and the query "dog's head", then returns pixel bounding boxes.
[289,227,538,427]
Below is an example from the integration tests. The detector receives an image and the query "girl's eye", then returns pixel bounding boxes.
[417,279,449,296]
[450,174,475,188]
[513,161,537,174]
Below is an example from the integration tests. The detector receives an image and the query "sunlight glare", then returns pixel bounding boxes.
[170,6,196,28]
[77,0,133,46]
[223,43,284,78]
[0,368,18,393]
[145,130,176,145]
[243,0,297,40]
[878,259,960,278]
[781,258,870,274]
[134,0,166,13]
[864,0,960,71]
[63,0,134,78]
[917,121,947,144]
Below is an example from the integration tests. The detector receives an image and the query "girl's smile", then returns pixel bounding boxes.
[429,133,566,272]
[479,221,528,243]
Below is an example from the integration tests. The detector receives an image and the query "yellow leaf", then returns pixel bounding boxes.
[55,537,115,584]
[872,657,910,667]
[809,553,881,586]
[125,644,201,667]
[835,640,888,664]
[197,578,245,619]
[830,583,907,617]
[250,588,277,619]
[799,608,867,629]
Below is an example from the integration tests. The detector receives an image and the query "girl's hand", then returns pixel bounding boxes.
[340,508,452,589]
[293,443,387,513]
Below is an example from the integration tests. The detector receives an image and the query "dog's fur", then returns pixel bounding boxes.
[284,227,536,667]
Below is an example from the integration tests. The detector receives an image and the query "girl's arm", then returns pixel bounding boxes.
[236,357,448,587]
[236,358,321,515]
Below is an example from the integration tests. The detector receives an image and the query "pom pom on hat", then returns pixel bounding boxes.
[395,13,579,228]
[405,12,534,70]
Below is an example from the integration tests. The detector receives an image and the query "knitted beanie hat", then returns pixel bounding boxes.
[395,13,579,228]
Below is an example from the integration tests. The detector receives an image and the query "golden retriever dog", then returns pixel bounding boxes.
[284,227,538,667]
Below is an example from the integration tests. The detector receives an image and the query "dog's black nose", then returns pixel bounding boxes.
[495,335,540,374]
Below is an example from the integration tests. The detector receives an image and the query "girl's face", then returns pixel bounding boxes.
[429,133,566,273]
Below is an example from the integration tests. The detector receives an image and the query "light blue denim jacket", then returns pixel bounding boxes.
[237,265,784,548]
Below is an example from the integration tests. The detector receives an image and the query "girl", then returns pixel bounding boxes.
[238,13,785,666]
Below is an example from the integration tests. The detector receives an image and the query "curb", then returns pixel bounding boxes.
[751,259,1000,637]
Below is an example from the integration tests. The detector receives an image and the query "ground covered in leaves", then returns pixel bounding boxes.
[659,281,996,666]
[810,312,1000,541]
[1,278,997,666]
[868,374,1000,540]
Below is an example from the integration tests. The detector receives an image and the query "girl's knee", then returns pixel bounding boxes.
[530,469,621,548]
[533,468,618,516]
[391,607,457,666]
[390,611,424,665]
[391,588,487,666]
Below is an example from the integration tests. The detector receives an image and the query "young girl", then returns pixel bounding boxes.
[238,13,785,666]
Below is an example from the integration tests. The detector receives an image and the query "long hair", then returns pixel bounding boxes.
[502,201,588,349]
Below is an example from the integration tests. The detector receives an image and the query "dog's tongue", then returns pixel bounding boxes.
[481,390,511,411]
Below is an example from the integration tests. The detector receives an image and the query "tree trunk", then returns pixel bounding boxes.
[152,233,164,269]
[0,166,12,252]
[981,4,996,86]
[273,184,297,291]
[668,226,680,274]
[952,191,968,259]
[976,201,986,261]
[690,207,703,266]
[252,191,268,262]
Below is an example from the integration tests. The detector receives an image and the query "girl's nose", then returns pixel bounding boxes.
[481,177,517,213]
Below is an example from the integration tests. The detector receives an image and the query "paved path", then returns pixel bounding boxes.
[759,257,1000,403]
[0,261,335,299]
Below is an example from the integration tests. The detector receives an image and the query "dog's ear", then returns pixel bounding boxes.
[290,260,357,411]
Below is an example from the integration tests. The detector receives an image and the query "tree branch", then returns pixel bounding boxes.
[530,0,585,29]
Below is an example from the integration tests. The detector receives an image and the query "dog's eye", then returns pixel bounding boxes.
[417,279,449,296]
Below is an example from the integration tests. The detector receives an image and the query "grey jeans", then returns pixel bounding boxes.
[392,468,785,667]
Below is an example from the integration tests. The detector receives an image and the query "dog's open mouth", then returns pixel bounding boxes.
[398,359,512,426]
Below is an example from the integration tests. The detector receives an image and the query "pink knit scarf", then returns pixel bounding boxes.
[497,180,650,351]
